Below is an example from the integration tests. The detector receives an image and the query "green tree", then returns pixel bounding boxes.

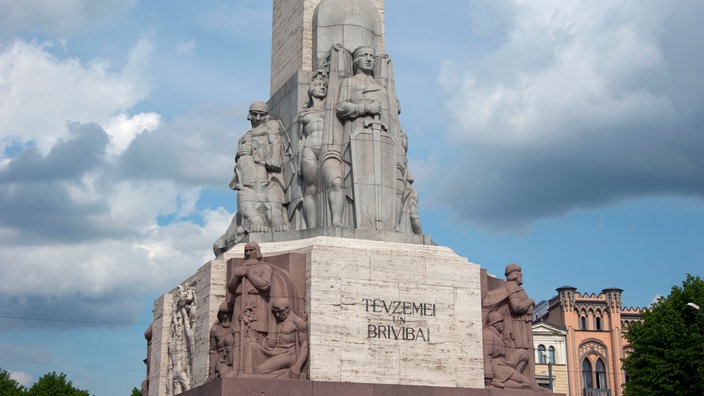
[26,371,91,396]
[130,386,142,396]
[622,274,704,396]
[0,368,26,396]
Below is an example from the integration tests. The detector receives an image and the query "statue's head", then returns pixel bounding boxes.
[308,77,328,101]
[487,311,504,331]
[505,263,523,283]
[217,301,231,323]
[352,45,375,74]
[247,101,270,127]
[271,298,291,322]
[244,241,262,260]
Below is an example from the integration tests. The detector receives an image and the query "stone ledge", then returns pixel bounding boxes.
[180,378,564,396]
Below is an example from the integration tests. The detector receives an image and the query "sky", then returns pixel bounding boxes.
[0,0,703,395]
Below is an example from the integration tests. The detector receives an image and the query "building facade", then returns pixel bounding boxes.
[537,287,642,396]
[532,321,569,394]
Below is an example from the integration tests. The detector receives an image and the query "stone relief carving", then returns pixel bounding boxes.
[167,283,197,395]
[208,301,237,380]
[242,298,308,377]
[483,311,533,389]
[142,323,153,396]
[482,264,543,391]
[209,242,307,380]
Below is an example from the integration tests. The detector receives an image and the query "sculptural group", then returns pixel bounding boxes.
[482,264,542,391]
[214,42,423,254]
[208,242,308,381]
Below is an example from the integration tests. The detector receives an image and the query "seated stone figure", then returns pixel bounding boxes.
[483,311,532,389]
[242,298,308,378]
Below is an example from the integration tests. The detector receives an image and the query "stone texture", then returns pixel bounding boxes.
[148,259,227,396]
[179,378,563,396]
[270,0,384,96]
[239,237,484,388]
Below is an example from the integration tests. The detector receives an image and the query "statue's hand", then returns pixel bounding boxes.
[266,160,281,172]
[266,338,277,348]
[288,366,301,378]
[237,143,253,157]
[233,266,248,277]
[365,101,382,115]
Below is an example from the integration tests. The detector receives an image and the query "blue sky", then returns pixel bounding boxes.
[1,0,703,395]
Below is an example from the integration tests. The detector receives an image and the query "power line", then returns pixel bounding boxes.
[0,313,149,327]
[0,357,143,373]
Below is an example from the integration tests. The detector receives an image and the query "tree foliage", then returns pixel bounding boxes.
[130,387,142,396]
[27,371,91,396]
[0,370,93,396]
[622,274,704,396]
[0,369,26,396]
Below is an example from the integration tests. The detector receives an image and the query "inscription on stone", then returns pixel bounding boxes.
[362,298,434,342]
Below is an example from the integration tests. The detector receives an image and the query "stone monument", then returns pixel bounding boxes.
[144,1,559,395]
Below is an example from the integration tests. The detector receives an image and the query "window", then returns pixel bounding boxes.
[537,345,546,364]
[595,358,607,389]
[582,357,609,391]
[582,359,593,388]
[595,315,602,330]
[548,346,556,364]
[580,315,588,330]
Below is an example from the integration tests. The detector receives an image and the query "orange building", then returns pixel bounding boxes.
[537,286,642,396]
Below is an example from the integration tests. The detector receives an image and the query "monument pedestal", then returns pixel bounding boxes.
[180,377,555,396]
[149,237,491,394]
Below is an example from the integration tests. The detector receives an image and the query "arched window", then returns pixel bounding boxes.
[595,315,602,330]
[582,359,593,388]
[580,315,588,330]
[595,358,607,388]
[548,346,556,364]
[537,345,546,364]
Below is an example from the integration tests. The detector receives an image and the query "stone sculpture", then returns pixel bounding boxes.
[242,298,308,377]
[227,242,275,348]
[208,301,237,380]
[297,76,330,229]
[481,264,540,390]
[395,126,422,234]
[204,242,308,381]
[213,102,292,256]
[483,311,532,389]
[230,101,288,233]
[212,0,427,255]
[333,45,399,231]
[142,323,152,396]
[166,283,197,395]
[503,264,535,361]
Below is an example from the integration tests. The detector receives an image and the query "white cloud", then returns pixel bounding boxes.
[176,39,197,57]
[0,37,153,156]
[0,206,231,298]
[650,294,663,306]
[431,0,704,229]
[10,370,33,387]
[103,112,161,156]
[442,0,676,147]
